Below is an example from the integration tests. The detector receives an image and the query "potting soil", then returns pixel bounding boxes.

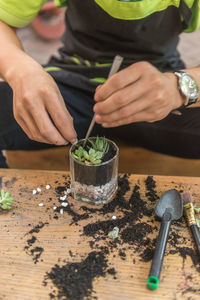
[43,175,200,299]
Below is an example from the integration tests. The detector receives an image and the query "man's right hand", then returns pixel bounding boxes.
[10,62,77,145]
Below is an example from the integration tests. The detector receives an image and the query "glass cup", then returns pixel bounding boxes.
[69,138,118,205]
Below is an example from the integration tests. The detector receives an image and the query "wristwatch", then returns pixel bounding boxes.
[174,71,199,107]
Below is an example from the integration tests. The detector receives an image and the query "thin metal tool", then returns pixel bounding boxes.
[84,55,124,143]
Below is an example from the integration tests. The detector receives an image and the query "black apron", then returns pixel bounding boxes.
[47,0,192,93]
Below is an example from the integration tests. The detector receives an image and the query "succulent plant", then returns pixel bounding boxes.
[88,136,109,156]
[0,189,14,210]
[72,137,109,165]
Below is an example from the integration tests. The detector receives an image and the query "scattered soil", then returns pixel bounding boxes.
[121,222,153,245]
[44,174,200,299]
[27,236,36,246]
[44,251,116,300]
[31,247,44,264]
[145,176,159,203]
[28,221,49,234]
[4,177,17,187]
[24,221,49,263]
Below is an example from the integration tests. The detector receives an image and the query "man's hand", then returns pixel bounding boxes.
[0,21,76,145]
[94,61,185,127]
[10,63,77,145]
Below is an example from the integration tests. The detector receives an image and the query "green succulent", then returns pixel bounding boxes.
[72,137,109,165]
[0,189,14,210]
[88,136,109,155]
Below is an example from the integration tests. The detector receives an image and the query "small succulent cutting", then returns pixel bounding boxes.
[0,189,14,210]
[72,137,109,165]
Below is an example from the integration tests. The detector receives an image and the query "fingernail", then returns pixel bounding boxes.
[64,141,69,145]
[95,114,101,122]
[93,104,97,113]
[71,138,78,144]
[95,84,102,92]
[94,95,99,102]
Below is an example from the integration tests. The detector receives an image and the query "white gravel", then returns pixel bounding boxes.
[60,195,67,201]
[46,184,51,190]
[37,187,42,193]
[60,208,64,214]
[112,216,117,220]
[32,190,37,195]
[61,202,68,207]
[38,203,44,207]
[64,188,71,195]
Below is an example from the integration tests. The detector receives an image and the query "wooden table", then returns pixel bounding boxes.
[0,169,200,300]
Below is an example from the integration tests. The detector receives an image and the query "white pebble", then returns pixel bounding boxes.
[112,216,117,220]
[37,187,42,193]
[38,203,44,207]
[53,206,57,210]
[61,202,68,207]
[46,184,51,190]
[60,195,67,201]
[60,208,64,214]
[32,190,37,195]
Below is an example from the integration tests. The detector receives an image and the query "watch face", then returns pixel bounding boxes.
[180,73,199,100]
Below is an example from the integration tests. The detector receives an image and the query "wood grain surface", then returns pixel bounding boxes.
[0,169,200,300]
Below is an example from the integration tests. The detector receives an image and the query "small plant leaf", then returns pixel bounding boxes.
[72,136,110,165]
[195,218,200,228]
[0,189,14,210]
[108,227,119,239]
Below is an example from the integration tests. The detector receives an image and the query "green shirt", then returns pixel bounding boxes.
[0,0,200,32]
[0,0,199,90]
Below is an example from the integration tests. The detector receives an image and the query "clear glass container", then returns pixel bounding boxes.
[69,138,118,205]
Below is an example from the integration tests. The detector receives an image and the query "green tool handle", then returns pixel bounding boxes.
[147,211,172,290]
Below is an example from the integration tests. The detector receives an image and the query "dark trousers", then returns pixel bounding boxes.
[1,79,200,168]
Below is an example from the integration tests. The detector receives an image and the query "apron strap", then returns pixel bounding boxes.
[179,0,192,30]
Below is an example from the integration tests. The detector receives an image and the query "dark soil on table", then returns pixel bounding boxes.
[24,221,49,264]
[44,251,116,300]
[72,138,117,186]
[44,175,200,299]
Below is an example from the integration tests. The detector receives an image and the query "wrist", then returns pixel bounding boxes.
[164,72,187,109]
[4,51,42,88]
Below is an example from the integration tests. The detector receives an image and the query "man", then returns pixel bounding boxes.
[0,0,200,168]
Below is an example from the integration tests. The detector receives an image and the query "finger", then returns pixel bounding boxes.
[13,102,53,144]
[94,61,152,102]
[95,93,153,124]
[45,93,77,144]
[94,76,150,116]
[95,84,103,92]
[31,106,69,145]
[19,110,54,144]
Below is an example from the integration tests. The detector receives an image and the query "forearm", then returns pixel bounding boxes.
[0,21,42,86]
